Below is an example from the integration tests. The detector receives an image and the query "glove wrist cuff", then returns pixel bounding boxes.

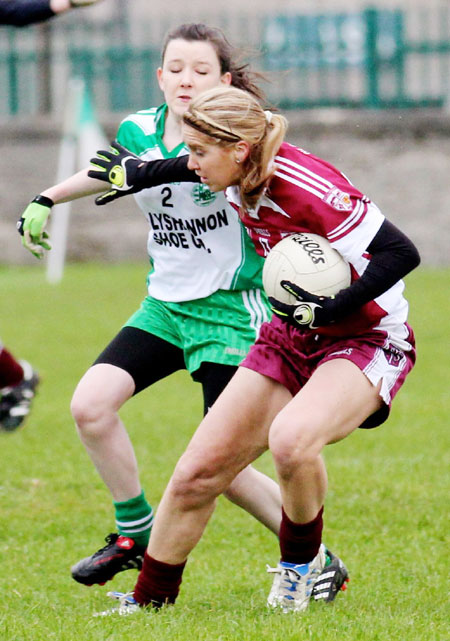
[32,194,54,208]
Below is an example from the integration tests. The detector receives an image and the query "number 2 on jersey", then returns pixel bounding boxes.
[161,187,173,208]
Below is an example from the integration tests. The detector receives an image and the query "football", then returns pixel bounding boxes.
[262,232,351,304]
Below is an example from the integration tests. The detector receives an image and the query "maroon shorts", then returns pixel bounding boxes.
[240,316,416,429]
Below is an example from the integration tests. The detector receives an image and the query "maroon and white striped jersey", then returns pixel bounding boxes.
[225,142,411,347]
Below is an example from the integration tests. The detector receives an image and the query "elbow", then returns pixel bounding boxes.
[400,243,421,280]
[409,242,421,272]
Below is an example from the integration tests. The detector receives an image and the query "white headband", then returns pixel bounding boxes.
[264,110,273,124]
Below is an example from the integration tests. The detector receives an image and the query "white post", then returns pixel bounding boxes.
[45,77,84,284]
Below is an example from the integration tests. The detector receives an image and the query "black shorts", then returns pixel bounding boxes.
[94,326,237,415]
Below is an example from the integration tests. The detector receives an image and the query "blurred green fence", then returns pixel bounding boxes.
[263,8,450,108]
[1,6,449,116]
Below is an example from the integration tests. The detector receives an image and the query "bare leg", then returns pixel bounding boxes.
[133,360,383,607]
[70,363,140,501]
[223,466,281,535]
[147,368,291,564]
[72,364,282,535]
[268,359,383,523]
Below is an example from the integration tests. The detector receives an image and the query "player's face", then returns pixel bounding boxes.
[184,125,246,193]
[157,39,232,120]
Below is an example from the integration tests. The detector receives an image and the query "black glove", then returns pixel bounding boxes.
[269,280,340,329]
[88,141,147,205]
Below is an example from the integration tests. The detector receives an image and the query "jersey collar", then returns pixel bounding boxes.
[155,104,187,158]
[225,185,290,219]
[225,185,262,219]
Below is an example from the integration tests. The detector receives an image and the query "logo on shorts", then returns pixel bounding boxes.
[224,347,247,357]
[329,348,353,357]
[323,187,353,212]
[191,184,217,206]
[386,344,403,367]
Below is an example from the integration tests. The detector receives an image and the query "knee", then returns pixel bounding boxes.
[268,413,322,478]
[70,386,110,436]
[169,454,226,510]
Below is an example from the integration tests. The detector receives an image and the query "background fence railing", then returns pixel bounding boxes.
[1,5,449,117]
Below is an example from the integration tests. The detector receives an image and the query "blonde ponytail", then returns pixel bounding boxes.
[184,87,287,209]
[240,113,286,209]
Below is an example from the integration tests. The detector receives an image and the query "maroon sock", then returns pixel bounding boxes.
[0,348,24,388]
[279,506,324,564]
[133,552,186,607]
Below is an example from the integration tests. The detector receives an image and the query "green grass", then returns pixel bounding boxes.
[1,263,448,641]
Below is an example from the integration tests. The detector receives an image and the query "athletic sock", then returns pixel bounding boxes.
[0,348,24,388]
[279,506,324,564]
[114,490,154,547]
[134,552,186,607]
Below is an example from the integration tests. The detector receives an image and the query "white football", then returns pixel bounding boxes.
[262,232,351,304]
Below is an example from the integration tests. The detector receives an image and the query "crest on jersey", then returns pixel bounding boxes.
[191,184,217,207]
[323,187,353,212]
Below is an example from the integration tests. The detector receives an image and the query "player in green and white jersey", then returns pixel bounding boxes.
[118,104,268,304]
[18,23,282,586]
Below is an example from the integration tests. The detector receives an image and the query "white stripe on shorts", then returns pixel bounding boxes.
[242,289,270,336]
[363,346,407,406]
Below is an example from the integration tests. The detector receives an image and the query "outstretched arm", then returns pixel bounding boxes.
[40,167,106,204]
[88,141,199,205]
[0,0,103,27]
[17,168,107,259]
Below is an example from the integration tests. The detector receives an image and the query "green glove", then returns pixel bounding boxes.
[17,195,54,259]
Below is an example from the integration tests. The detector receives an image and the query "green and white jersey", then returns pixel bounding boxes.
[117,104,265,303]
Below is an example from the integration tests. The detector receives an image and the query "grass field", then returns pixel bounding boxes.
[1,263,448,641]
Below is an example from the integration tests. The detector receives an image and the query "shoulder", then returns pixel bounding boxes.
[272,142,365,205]
[119,107,159,136]
[117,107,160,155]
[274,142,347,188]
[270,142,332,202]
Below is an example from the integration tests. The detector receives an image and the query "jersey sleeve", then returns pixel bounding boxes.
[328,201,385,264]
[116,119,147,156]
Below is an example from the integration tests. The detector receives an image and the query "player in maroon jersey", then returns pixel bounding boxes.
[88,86,419,615]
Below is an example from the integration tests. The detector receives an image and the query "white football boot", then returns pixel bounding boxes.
[267,544,326,612]
[94,591,139,617]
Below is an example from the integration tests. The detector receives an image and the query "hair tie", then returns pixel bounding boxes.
[264,110,273,124]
